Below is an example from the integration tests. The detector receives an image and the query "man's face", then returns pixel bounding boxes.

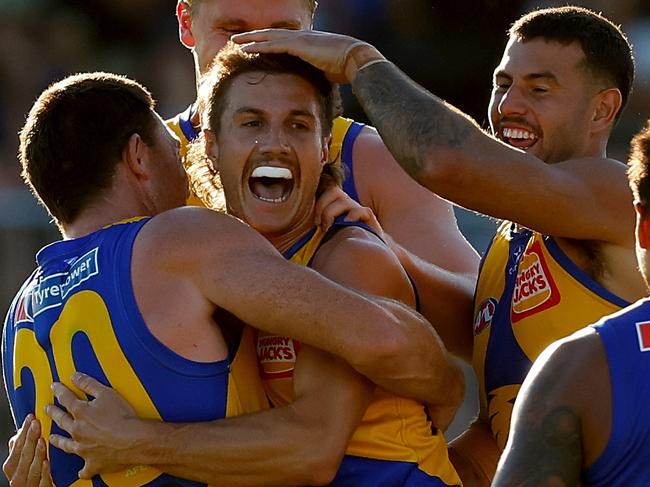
[149,114,190,212]
[489,37,600,164]
[210,72,328,237]
[181,0,312,75]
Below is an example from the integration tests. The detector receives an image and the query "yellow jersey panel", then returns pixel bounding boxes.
[257,221,461,486]
[472,222,628,449]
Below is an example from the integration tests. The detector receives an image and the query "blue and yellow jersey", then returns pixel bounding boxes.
[2,218,268,487]
[472,222,628,449]
[586,299,650,486]
[257,218,461,487]
[166,108,364,206]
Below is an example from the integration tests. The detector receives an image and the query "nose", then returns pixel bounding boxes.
[496,84,528,117]
[257,125,290,155]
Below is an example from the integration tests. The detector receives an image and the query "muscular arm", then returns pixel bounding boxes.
[388,236,475,362]
[350,57,633,245]
[145,207,459,401]
[352,126,479,275]
[312,226,464,419]
[492,328,611,486]
[49,352,371,486]
[233,30,634,246]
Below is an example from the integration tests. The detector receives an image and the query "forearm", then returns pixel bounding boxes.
[351,58,480,187]
[396,244,475,362]
[357,298,465,414]
[119,407,323,486]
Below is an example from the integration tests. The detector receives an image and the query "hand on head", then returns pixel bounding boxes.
[232,29,385,83]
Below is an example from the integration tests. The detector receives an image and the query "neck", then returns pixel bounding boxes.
[263,210,318,255]
[62,207,152,240]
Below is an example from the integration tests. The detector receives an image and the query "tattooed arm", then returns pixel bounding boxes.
[234,30,634,245]
[492,328,611,486]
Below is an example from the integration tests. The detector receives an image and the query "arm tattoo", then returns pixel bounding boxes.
[494,406,582,487]
[351,62,477,180]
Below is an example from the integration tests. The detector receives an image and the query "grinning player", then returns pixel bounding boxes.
[2,71,460,487]
[493,119,650,486]
[168,0,480,357]
[231,5,645,485]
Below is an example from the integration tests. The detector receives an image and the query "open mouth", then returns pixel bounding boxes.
[248,166,295,203]
[501,127,538,150]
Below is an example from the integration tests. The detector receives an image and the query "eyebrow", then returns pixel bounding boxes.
[213,18,302,30]
[494,70,559,84]
[234,107,264,116]
[234,108,317,119]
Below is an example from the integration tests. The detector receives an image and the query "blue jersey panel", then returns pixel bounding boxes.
[588,298,650,486]
[2,219,235,487]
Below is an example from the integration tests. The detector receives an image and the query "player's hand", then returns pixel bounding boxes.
[3,415,52,487]
[45,372,142,479]
[232,29,384,83]
[314,185,384,237]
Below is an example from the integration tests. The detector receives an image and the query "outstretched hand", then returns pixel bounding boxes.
[232,29,385,83]
[45,373,142,479]
[3,415,51,487]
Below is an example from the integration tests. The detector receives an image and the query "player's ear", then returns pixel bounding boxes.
[591,88,622,133]
[177,1,196,49]
[635,201,650,249]
[123,133,149,179]
[203,129,220,172]
[321,134,331,168]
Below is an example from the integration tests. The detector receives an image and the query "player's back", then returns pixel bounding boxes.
[587,299,650,486]
[2,218,267,487]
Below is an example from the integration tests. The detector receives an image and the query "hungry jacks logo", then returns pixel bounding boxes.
[511,241,560,323]
[256,334,299,380]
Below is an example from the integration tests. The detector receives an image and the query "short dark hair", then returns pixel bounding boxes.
[20,72,157,225]
[187,42,341,210]
[628,120,650,207]
[510,6,634,120]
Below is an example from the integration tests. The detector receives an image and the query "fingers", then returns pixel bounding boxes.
[5,418,41,487]
[70,372,108,399]
[4,415,32,478]
[313,186,345,228]
[48,434,78,456]
[231,28,295,44]
[38,460,51,487]
[345,207,383,236]
[26,439,47,487]
[50,382,87,417]
[45,404,75,436]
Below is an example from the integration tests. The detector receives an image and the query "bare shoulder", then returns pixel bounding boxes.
[134,206,272,266]
[498,327,611,482]
[311,225,414,305]
[510,328,607,441]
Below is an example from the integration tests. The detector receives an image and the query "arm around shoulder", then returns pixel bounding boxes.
[312,227,464,422]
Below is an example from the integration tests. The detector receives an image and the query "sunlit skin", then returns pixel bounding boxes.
[635,203,650,291]
[205,72,329,251]
[149,117,190,211]
[178,0,312,78]
[489,37,607,164]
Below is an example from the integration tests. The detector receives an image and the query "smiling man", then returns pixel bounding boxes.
[36,47,463,487]
[231,5,645,485]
